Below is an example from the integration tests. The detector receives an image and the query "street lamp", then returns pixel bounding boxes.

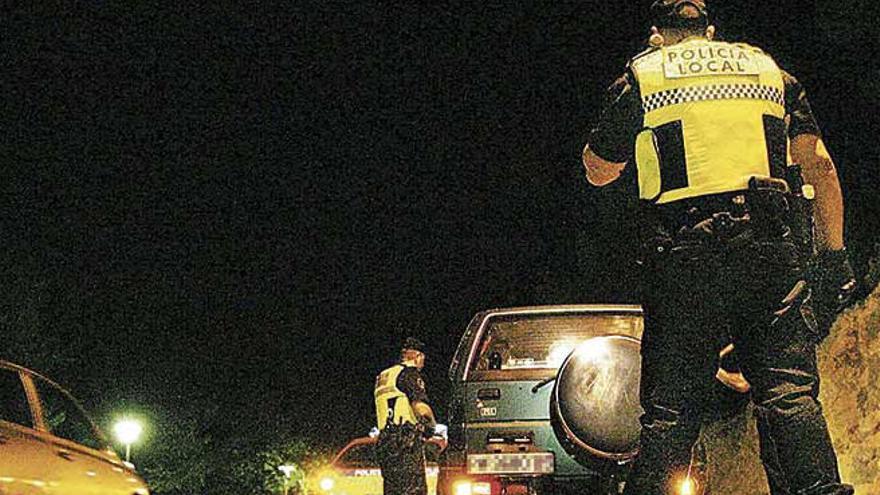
[113,419,143,463]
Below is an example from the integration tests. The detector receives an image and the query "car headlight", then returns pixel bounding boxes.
[319,476,335,492]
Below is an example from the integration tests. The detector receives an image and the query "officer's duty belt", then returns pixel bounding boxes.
[653,176,793,232]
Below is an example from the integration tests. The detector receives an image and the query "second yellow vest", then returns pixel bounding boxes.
[374,365,417,430]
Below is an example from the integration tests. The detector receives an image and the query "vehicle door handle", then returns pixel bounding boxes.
[57,450,75,461]
[477,388,501,400]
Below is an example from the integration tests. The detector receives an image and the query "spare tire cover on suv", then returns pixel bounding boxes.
[551,335,642,461]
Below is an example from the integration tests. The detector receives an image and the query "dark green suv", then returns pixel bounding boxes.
[439,305,644,495]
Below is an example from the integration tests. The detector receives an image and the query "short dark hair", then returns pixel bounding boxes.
[401,336,426,353]
[651,0,709,30]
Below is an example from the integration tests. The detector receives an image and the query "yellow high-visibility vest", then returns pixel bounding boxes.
[630,38,787,204]
[374,365,417,430]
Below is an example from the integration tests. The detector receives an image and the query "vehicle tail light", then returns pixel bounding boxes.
[503,483,529,495]
[452,479,494,495]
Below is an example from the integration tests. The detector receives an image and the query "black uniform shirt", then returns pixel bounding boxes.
[588,59,822,164]
[397,366,429,405]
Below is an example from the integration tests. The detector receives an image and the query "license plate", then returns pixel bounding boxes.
[467,453,554,474]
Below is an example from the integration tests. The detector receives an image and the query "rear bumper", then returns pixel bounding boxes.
[438,463,618,495]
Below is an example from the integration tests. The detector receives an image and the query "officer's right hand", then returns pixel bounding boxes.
[812,248,857,338]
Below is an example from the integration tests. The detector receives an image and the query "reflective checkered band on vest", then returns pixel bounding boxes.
[641,83,784,113]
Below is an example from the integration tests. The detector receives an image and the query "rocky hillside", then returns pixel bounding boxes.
[818,284,880,493]
[698,284,880,494]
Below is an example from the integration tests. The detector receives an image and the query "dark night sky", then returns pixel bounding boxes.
[3,2,879,448]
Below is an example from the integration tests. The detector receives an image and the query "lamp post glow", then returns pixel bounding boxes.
[113,419,143,462]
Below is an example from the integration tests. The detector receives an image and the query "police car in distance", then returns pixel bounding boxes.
[0,360,150,495]
[440,305,645,495]
[312,431,447,495]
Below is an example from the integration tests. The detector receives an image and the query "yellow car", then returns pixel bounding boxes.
[312,435,444,495]
[0,360,150,495]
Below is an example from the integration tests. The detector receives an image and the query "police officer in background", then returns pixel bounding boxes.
[582,1,855,494]
[374,337,438,495]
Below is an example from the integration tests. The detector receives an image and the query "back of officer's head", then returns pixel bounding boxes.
[400,337,426,367]
[651,0,709,32]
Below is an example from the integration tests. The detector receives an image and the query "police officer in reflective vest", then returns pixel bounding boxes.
[375,337,437,495]
[582,1,855,494]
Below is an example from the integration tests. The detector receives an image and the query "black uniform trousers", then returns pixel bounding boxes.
[377,423,427,495]
[622,222,853,495]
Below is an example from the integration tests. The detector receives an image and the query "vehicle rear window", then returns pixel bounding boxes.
[0,369,33,427]
[336,443,377,468]
[468,312,642,381]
